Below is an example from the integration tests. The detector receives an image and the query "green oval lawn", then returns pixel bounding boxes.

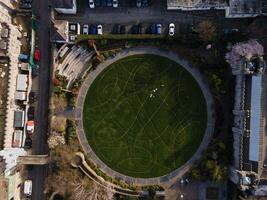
[83,54,207,178]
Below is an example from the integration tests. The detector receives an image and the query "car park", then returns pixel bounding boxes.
[24,137,32,149]
[113,0,118,7]
[89,0,95,8]
[90,25,97,34]
[107,0,112,7]
[136,0,142,7]
[83,24,89,34]
[169,23,175,36]
[97,25,103,35]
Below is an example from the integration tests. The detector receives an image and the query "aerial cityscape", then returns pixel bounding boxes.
[0,0,266,200]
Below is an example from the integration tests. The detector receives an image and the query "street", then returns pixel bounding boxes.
[30,0,51,199]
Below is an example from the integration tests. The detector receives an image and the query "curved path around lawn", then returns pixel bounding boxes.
[74,46,215,186]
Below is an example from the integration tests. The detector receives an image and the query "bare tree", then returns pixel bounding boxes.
[197,21,217,43]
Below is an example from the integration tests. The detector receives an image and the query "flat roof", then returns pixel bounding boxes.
[16,74,28,91]
[14,110,24,128]
[249,75,262,162]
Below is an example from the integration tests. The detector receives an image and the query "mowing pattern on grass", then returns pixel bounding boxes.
[83,54,207,178]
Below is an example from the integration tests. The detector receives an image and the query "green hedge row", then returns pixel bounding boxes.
[76,34,167,42]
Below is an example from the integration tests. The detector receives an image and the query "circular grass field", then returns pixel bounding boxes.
[83,54,207,178]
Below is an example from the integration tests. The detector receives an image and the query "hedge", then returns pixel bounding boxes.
[76,34,167,43]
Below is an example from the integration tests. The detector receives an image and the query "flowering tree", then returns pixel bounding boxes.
[225,39,264,67]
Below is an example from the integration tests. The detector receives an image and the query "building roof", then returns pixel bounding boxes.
[52,0,74,9]
[249,75,262,162]
[16,74,28,91]
[14,110,24,128]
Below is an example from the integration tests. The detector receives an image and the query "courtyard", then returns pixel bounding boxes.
[82,54,207,178]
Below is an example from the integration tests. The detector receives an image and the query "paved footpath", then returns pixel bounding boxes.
[75,47,215,186]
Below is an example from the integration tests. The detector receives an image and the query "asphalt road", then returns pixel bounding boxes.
[30,0,51,199]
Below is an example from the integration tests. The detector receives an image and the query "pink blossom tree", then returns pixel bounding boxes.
[225,39,264,67]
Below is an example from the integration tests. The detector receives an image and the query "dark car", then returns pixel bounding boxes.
[19,3,31,9]
[90,25,97,34]
[120,25,126,34]
[137,24,142,34]
[101,0,107,6]
[94,0,101,6]
[107,0,112,7]
[142,0,149,7]
[24,137,32,149]
[131,25,139,34]
[150,24,157,34]
[31,66,39,78]
[21,0,32,3]
[113,24,121,34]
[29,92,36,104]
[27,106,35,120]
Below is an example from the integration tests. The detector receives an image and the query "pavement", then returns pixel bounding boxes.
[30,0,51,199]
[75,46,215,186]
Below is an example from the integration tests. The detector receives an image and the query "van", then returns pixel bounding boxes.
[24,180,32,196]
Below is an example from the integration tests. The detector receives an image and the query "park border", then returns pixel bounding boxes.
[74,46,215,185]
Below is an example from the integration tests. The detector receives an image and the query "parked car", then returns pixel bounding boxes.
[83,24,89,34]
[26,120,35,134]
[94,0,101,6]
[156,24,162,34]
[27,106,35,120]
[136,0,142,7]
[20,3,31,9]
[89,0,95,8]
[34,49,41,61]
[131,25,139,34]
[113,24,121,34]
[137,24,142,34]
[169,23,175,36]
[21,0,32,3]
[24,137,32,149]
[97,25,103,35]
[120,25,126,34]
[29,92,36,103]
[150,24,157,34]
[24,180,32,196]
[101,0,107,6]
[18,54,29,62]
[107,0,112,7]
[31,66,39,78]
[113,0,118,7]
[90,25,97,34]
[142,0,149,7]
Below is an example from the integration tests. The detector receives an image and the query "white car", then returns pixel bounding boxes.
[89,0,95,8]
[113,0,118,7]
[83,24,89,34]
[169,23,175,36]
[97,25,103,35]
[24,180,32,196]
